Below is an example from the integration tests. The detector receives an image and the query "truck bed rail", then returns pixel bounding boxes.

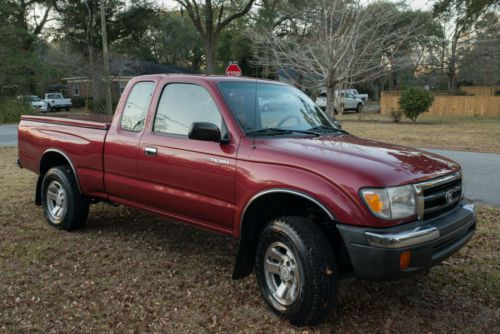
[21,115,112,130]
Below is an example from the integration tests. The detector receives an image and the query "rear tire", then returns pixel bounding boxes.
[255,216,338,326]
[41,166,89,230]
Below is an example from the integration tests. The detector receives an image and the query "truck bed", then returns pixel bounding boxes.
[18,114,112,198]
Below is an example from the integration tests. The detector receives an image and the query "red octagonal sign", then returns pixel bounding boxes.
[225,63,242,77]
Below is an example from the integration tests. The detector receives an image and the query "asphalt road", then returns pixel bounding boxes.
[1,123,498,206]
[424,148,500,207]
[0,124,18,147]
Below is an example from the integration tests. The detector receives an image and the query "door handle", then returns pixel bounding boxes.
[144,147,157,156]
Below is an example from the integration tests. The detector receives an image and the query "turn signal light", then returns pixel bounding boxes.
[400,251,411,269]
[364,193,383,212]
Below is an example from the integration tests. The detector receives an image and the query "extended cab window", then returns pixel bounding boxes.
[154,83,224,136]
[121,81,155,132]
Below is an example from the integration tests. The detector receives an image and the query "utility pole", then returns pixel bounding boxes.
[100,0,113,115]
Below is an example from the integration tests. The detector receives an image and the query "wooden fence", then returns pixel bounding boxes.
[460,86,500,96]
[381,92,500,117]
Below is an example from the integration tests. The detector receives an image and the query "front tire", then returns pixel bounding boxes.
[255,216,337,326]
[356,103,362,113]
[41,166,89,230]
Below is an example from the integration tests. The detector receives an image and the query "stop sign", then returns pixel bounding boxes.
[225,63,242,77]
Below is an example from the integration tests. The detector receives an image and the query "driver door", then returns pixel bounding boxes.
[137,82,237,231]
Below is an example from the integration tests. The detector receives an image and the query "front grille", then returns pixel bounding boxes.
[415,172,462,220]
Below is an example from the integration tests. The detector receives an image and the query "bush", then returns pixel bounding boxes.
[399,88,434,122]
[71,96,86,109]
[0,98,36,124]
[389,108,403,123]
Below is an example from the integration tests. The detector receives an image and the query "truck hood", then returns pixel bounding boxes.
[258,134,460,187]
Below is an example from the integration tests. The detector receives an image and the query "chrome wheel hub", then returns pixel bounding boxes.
[280,266,290,280]
[46,180,67,223]
[264,242,302,306]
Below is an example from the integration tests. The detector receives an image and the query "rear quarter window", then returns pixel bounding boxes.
[121,81,155,132]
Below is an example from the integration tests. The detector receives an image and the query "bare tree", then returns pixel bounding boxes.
[175,0,255,74]
[252,0,423,116]
[432,0,498,91]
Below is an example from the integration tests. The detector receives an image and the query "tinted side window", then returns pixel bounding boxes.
[121,81,155,132]
[154,83,223,136]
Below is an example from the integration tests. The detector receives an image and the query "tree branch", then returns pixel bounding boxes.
[216,0,255,34]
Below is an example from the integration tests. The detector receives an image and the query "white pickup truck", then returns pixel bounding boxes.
[340,89,368,103]
[43,93,72,111]
[315,91,364,113]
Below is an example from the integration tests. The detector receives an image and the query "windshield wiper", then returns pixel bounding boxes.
[247,128,319,137]
[308,125,350,135]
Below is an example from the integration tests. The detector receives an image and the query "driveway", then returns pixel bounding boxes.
[0,124,18,147]
[1,123,498,206]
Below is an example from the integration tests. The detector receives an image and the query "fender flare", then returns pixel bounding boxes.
[39,148,82,192]
[239,188,335,235]
[233,188,335,280]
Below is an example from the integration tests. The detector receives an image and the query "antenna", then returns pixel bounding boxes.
[252,78,258,150]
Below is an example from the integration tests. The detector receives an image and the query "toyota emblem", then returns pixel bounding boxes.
[445,191,454,203]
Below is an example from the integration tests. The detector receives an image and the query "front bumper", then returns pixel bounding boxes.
[337,199,476,280]
[33,105,47,112]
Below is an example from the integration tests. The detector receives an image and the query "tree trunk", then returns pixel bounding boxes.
[448,35,459,92]
[204,34,217,74]
[325,73,336,119]
[369,80,380,101]
[192,48,202,72]
[100,0,113,116]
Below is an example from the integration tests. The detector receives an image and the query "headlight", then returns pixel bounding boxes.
[360,185,416,220]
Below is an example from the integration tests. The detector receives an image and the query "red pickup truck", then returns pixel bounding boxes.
[17,75,476,325]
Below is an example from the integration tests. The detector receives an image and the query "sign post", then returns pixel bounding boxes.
[225,63,242,77]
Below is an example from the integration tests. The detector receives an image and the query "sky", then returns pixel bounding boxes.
[406,0,434,10]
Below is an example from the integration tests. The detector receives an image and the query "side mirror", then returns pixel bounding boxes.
[188,122,228,143]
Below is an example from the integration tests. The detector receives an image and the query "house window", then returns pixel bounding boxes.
[73,82,80,96]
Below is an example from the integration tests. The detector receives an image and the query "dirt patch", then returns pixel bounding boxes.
[0,147,499,332]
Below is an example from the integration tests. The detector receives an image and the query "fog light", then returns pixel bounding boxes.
[400,251,411,269]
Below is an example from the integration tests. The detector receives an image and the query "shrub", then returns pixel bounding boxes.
[399,88,434,122]
[0,98,36,124]
[389,108,403,123]
[71,96,86,109]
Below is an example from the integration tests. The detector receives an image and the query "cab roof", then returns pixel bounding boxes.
[131,74,287,85]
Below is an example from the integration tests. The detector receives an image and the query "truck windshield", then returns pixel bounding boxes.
[218,81,339,136]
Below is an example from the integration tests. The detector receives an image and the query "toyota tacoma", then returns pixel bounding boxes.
[17,75,476,326]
